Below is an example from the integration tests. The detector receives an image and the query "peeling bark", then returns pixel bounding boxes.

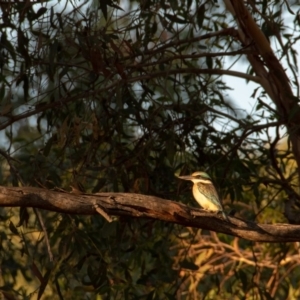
[1,186,300,243]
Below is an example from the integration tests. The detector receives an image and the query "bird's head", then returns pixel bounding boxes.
[177,171,212,184]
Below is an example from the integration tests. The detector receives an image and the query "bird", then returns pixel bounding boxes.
[177,171,229,221]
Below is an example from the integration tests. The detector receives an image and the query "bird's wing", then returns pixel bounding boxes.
[196,183,223,210]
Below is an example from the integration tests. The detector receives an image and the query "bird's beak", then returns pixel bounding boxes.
[177,175,194,181]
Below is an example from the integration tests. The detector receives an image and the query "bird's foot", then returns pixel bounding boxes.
[217,210,230,222]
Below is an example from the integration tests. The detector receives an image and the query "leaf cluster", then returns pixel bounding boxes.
[0,0,300,298]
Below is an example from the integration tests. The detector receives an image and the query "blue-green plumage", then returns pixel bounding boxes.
[195,182,222,210]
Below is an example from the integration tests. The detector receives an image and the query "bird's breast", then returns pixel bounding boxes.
[192,184,220,211]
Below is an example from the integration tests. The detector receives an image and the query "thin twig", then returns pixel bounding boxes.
[34,208,54,262]
[0,149,54,262]
[93,203,113,222]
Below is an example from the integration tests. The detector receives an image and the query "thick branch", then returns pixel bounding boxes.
[226,0,300,179]
[0,186,299,243]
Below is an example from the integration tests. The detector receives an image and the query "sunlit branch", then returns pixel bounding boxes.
[0,186,299,243]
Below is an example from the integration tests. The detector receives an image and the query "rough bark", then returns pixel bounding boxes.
[1,186,299,243]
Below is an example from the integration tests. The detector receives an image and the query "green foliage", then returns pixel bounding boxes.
[0,0,300,298]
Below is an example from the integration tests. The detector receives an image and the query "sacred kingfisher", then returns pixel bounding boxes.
[178,171,228,221]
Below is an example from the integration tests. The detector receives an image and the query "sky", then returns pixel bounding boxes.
[0,0,297,150]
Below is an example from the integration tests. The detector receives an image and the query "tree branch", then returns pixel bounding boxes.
[126,68,261,84]
[1,186,299,243]
[227,0,300,179]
